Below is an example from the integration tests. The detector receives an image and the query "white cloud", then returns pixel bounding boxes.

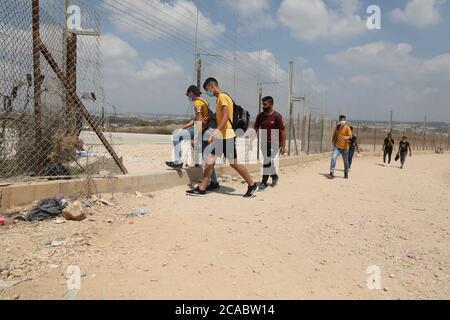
[101,33,189,114]
[102,34,184,81]
[325,41,450,77]
[324,42,450,120]
[104,0,225,45]
[224,0,276,32]
[390,0,446,28]
[277,0,366,42]
[102,34,138,60]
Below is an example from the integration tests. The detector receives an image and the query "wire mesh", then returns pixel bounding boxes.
[0,0,124,186]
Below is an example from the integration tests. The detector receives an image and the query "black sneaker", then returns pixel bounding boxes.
[166,161,183,169]
[243,184,259,198]
[206,183,220,192]
[271,175,279,187]
[344,173,349,179]
[259,183,268,191]
[186,187,206,197]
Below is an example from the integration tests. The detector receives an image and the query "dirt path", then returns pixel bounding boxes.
[1,153,449,300]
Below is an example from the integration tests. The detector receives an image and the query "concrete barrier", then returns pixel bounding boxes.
[0,150,443,209]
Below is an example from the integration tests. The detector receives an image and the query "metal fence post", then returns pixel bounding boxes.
[320,115,324,154]
[373,127,377,152]
[447,124,450,151]
[307,112,311,155]
[32,0,44,176]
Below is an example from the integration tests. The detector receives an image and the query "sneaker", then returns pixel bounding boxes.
[271,175,279,187]
[258,183,268,191]
[206,183,220,192]
[327,173,335,180]
[186,187,206,197]
[166,161,183,169]
[243,184,259,198]
[344,173,349,179]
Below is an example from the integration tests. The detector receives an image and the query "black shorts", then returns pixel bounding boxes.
[210,138,237,161]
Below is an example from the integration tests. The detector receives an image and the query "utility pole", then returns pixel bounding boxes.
[196,54,201,89]
[32,0,43,176]
[233,15,238,97]
[194,0,199,87]
[257,83,262,161]
[288,61,294,156]
[287,61,303,156]
[447,123,450,151]
[423,116,427,150]
[390,110,393,132]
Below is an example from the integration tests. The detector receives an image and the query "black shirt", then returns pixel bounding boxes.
[384,138,394,150]
[349,135,357,149]
[399,141,410,153]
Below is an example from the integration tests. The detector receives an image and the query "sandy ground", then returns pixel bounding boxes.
[0,153,449,300]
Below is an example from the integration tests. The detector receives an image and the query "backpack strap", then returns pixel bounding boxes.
[221,92,235,126]
[196,97,213,117]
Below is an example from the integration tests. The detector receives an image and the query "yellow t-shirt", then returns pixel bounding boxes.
[215,93,235,140]
[193,98,210,130]
[334,125,352,149]
[193,98,209,119]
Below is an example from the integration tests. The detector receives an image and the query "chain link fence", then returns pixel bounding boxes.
[0,0,126,188]
[292,113,449,156]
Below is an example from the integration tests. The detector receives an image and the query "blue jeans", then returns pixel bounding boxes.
[330,146,349,175]
[171,127,217,184]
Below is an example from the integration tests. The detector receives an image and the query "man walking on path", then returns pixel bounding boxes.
[186,78,258,198]
[328,115,352,179]
[383,133,395,166]
[253,96,286,190]
[397,136,412,169]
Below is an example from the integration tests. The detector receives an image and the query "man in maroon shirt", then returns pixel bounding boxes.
[254,96,287,190]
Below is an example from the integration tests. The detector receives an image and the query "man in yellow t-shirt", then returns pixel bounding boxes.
[329,115,353,179]
[186,78,258,198]
[166,85,219,190]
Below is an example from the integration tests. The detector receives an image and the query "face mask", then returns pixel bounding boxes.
[206,90,214,98]
[340,120,346,125]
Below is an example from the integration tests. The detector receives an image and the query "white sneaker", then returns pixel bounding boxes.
[383,163,387,167]
[387,163,390,167]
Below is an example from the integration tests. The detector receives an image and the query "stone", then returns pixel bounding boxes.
[62,201,86,221]
[51,237,66,247]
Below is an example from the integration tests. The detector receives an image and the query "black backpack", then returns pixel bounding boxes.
[223,93,250,135]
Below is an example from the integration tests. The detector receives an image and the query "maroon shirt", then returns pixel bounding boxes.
[254,111,285,142]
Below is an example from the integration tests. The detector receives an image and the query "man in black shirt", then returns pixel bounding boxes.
[383,133,395,166]
[348,126,360,170]
[397,136,412,169]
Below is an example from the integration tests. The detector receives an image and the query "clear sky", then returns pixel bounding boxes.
[86,0,450,122]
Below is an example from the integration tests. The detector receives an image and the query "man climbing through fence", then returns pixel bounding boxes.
[166,85,220,191]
